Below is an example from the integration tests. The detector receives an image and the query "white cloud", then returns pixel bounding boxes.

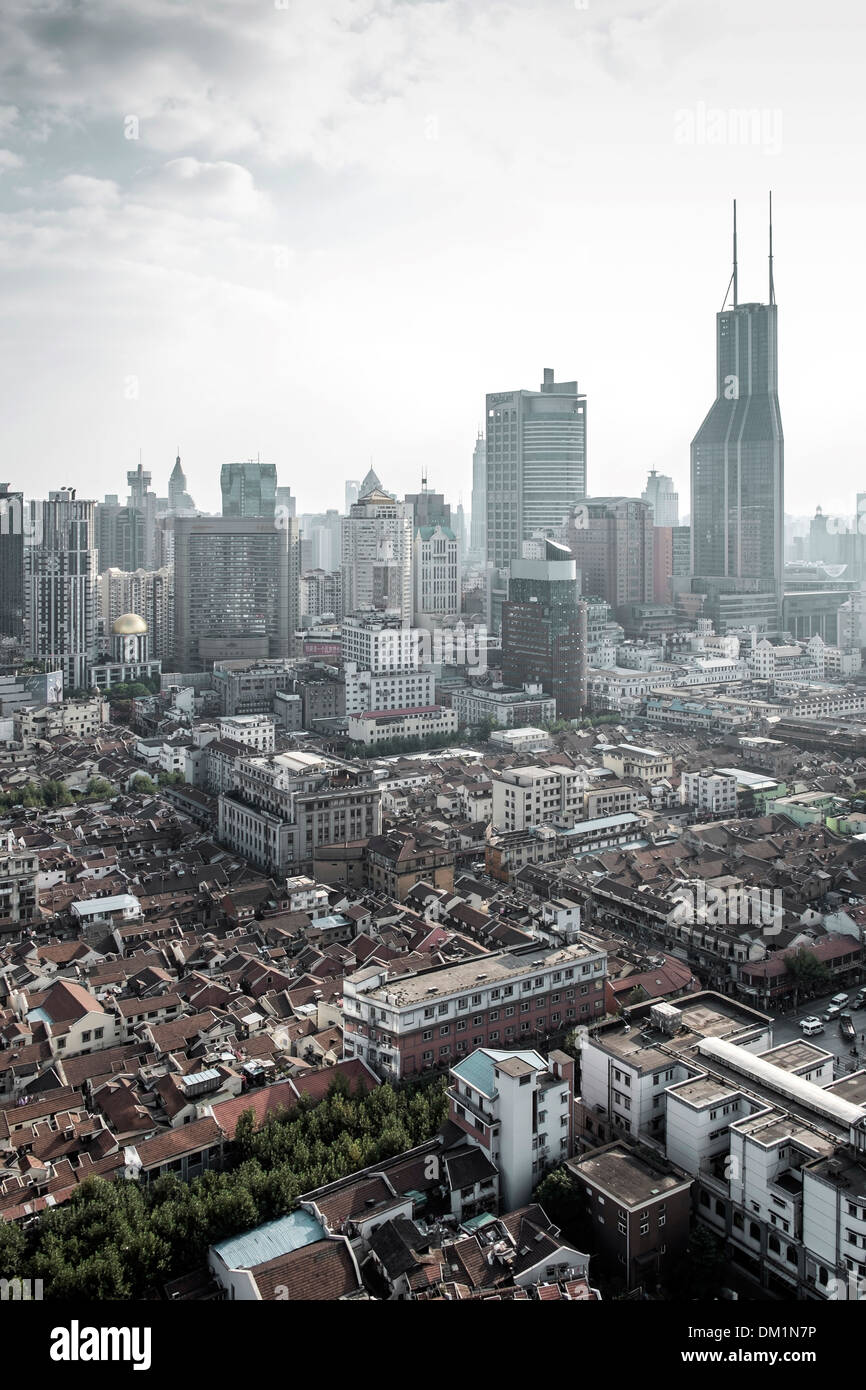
[0,0,860,516]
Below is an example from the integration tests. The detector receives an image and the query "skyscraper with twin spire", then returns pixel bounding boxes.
[690,197,784,633]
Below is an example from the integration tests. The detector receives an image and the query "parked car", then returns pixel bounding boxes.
[831,993,850,1007]
[826,1003,843,1018]
[853,993,866,1010]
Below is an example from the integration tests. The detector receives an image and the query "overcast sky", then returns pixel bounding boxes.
[0,0,864,520]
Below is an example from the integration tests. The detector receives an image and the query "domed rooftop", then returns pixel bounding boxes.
[112,612,148,636]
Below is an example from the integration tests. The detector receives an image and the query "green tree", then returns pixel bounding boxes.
[785,947,831,1005]
[534,1168,593,1250]
[666,1225,727,1300]
[129,774,158,795]
[85,776,116,800]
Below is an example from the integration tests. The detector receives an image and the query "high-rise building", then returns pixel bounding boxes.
[276,485,296,520]
[485,367,587,567]
[404,484,450,529]
[642,470,679,527]
[167,452,196,514]
[455,502,467,563]
[300,569,342,622]
[98,567,174,661]
[341,469,413,623]
[0,484,25,639]
[469,432,487,561]
[413,523,460,631]
[652,523,692,604]
[345,479,360,513]
[126,463,159,570]
[565,497,654,614]
[299,510,342,571]
[341,612,435,715]
[502,539,588,718]
[25,489,98,689]
[220,461,277,518]
[691,199,784,629]
[95,494,145,572]
[173,514,299,671]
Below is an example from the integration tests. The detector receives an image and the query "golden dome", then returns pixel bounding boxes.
[112,612,148,636]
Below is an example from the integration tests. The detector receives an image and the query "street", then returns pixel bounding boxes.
[771,990,866,1074]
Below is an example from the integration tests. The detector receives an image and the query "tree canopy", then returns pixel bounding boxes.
[0,1073,447,1300]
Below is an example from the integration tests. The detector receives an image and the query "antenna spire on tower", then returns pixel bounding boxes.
[768,190,776,306]
[732,197,738,307]
[722,198,738,311]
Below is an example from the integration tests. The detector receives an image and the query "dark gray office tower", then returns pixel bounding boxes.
[485,367,587,568]
[221,461,277,518]
[404,482,451,529]
[502,540,588,717]
[95,495,145,572]
[0,484,24,638]
[126,463,158,569]
[173,514,299,670]
[691,199,783,631]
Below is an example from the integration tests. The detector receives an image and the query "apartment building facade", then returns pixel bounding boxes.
[218,750,382,876]
[680,769,739,815]
[343,940,607,1080]
[0,834,39,933]
[447,1046,576,1210]
[491,764,586,832]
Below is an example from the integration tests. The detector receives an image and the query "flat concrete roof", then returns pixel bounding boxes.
[569,1147,691,1207]
[350,941,600,1007]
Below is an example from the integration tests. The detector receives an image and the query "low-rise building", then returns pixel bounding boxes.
[217,714,276,753]
[491,765,586,832]
[0,833,39,933]
[568,1143,692,1290]
[450,683,556,729]
[680,768,738,816]
[347,705,457,748]
[343,940,607,1080]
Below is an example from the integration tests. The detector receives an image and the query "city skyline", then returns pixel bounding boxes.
[0,1,863,518]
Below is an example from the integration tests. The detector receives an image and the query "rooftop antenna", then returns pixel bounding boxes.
[722,199,738,311]
[421,468,428,493]
[768,190,776,306]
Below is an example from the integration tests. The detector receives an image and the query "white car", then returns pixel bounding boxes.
[799,1016,822,1030]
[826,1003,843,1018]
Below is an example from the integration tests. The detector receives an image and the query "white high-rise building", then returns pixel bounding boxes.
[641,470,680,527]
[26,490,98,690]
[341,612,434,714]
[341,469,413,623]
[413,523,460,631]
[485,368,587,568]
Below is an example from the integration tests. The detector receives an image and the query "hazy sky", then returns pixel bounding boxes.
[0,0,864,520]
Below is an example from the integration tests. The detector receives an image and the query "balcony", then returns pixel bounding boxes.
[699,1153,731,1195]
[447,1086,493,1129]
